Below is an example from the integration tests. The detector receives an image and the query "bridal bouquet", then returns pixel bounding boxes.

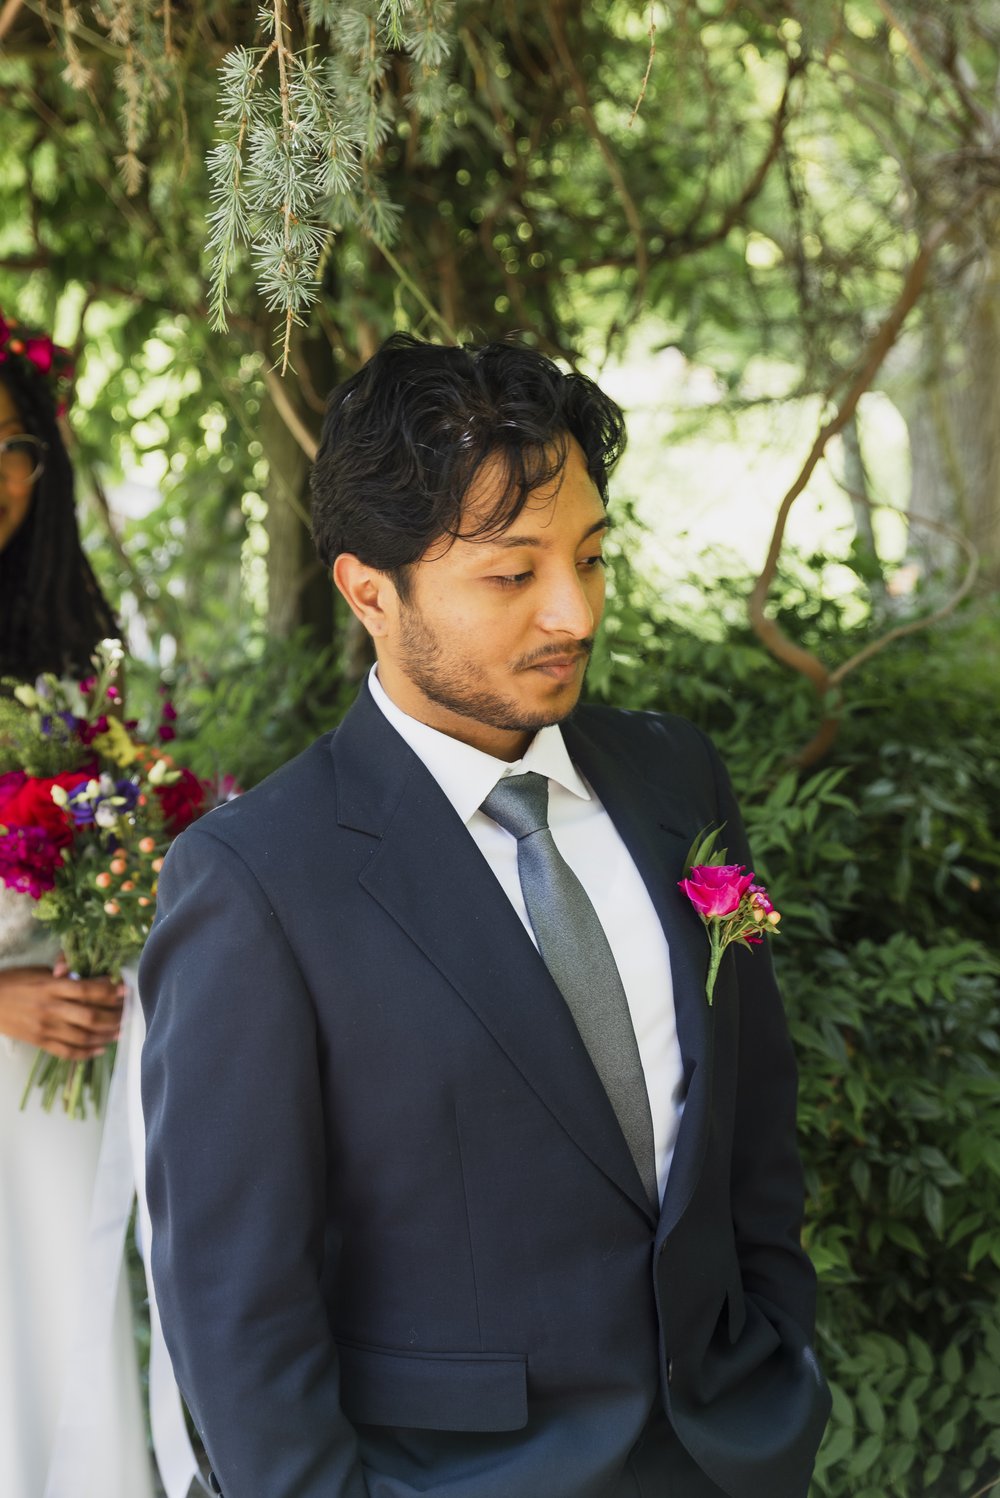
[0,641,208,1117]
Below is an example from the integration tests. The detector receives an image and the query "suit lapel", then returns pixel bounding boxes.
[332,687,658,1224]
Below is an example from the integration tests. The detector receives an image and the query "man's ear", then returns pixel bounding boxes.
[332,554,395,638]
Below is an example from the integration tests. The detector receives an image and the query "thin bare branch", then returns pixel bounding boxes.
[78,460,178,637]
[627,4,656,129]
[0,253,50,271]
[747,203,982,764]
[261,361,319,464]
[681,52,806,254]
[873,0,934,83]
[828,481,979,687]
[371,238,460,343]
[751,218,952,637]
[544,0,648,307]
[0,0,25,43]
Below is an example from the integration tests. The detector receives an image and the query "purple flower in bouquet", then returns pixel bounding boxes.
[64,774,141,831]
[78,715,110,747]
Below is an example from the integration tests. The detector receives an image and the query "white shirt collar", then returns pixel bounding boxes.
[367,664,590,826]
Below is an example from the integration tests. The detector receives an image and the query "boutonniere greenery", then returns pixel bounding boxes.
[678,826,781,1005]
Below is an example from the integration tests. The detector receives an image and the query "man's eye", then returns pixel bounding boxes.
[491,572,532,588]
[580,555,606,570]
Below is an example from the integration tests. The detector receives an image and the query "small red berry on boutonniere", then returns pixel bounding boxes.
[678,826,781,1005]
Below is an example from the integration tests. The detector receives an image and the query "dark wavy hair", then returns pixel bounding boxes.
[310,334,627,598]
[0,357,118,682]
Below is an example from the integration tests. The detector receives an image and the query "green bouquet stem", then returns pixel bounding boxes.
[19,929,122,1121]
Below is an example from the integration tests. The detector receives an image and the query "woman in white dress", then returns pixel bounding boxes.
[0,322,154,1498]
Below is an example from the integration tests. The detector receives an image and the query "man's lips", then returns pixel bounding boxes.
[524,652,588,680]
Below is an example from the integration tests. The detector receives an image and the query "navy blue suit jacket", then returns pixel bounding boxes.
[139,684,830,1498]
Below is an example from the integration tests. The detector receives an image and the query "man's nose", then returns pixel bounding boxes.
[536,568,597,638]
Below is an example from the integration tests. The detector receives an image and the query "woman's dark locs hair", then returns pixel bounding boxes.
[0,354,118,682]
[310,334,627,595]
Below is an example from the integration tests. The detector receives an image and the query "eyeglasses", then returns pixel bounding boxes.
[0,434,47,484]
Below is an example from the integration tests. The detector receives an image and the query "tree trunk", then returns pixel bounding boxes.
[258,321,343,651]
[891,251,1000,589]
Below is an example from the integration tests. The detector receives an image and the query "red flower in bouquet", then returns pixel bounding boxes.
[154,766,207,834]
[1,769,88,842]
[0,770,25,818]
[0,769,93,897]
[0,642,227,1116]
[678,828,781,1005]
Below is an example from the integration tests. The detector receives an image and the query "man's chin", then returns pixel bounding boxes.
[505,684,586,732]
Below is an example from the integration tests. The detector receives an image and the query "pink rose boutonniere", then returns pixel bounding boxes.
[678,827,781,1005]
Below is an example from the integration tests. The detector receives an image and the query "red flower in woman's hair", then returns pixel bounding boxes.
[23,336,55,375]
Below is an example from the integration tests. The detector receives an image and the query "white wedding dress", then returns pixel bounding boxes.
[0,884,154,1498]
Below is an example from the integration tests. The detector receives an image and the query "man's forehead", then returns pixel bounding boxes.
[460,441,602,528]
[477,513,610,552]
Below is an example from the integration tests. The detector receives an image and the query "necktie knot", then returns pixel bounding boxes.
[480,771,550,841]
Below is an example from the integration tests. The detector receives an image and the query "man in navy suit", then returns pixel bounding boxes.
[139,335,830,1498]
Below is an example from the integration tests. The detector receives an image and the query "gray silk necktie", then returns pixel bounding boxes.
[481,771,659,1210]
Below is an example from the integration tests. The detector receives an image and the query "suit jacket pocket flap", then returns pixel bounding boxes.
[336,1341,528,1432]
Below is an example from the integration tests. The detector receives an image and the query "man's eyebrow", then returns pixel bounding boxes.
[0,419,23,434]
[487,517,611,551]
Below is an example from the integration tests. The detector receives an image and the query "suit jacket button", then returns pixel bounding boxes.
[667,1358,673,1384]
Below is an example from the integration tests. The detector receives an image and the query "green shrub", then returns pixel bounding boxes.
[588,558,1000,1497]
[129,628,354,793]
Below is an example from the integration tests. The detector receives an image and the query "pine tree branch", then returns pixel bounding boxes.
[272,0,294,372]
[16,0,125,57]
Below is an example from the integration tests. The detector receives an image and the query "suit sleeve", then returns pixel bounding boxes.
[702,734,819,1342]
[139,823,370,1498]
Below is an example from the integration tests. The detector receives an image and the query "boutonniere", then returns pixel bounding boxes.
[678,826,781,1005]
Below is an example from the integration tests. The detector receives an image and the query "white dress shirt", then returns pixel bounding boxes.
[368,666,686,1202]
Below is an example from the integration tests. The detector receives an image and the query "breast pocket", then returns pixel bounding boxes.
[335,1341,529,1432]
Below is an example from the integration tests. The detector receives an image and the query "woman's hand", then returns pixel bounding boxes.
[0,964,124,1059]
